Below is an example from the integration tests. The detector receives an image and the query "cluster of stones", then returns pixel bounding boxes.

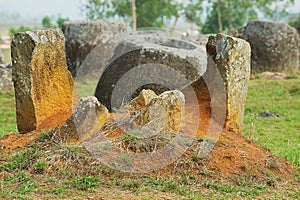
[11,19,251,144]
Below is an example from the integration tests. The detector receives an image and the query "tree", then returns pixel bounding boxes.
[289,13,300,29]
[81,0,183,28]
[131,0,136,31]
[57,16,70,28]
[193,0,295,34]
[42,16,55,29]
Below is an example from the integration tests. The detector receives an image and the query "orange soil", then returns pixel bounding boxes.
[0,79,298,181]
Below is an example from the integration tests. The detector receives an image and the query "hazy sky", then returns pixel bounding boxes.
[0,0,299,23]
[0,0,83,21]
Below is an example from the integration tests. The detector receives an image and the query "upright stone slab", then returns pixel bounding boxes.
[206,33,251,133]
[242,20,300,73]
[62,20,127,78]
[11,30,74,133]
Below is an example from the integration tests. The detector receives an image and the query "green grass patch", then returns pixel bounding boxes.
[0,90,17,136]
[243,79,300,167]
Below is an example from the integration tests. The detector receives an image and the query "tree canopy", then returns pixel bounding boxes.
[82,0,182,28]
[81,0,295,33]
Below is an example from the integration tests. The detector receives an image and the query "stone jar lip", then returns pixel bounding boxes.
[94,32,208,111]
[110,32,207,76]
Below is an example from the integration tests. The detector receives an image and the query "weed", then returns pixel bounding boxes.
[73,175,99,190]
[19,182,39,193]
[4,172,31,183]
[203,180,235,193]
[37,130,53,142]
[286,74,299,79]
[33,161,47,174]
[0,90,17,136]
[121,179,143,192]
[1,148,39,171]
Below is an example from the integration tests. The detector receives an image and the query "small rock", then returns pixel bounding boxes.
[254,111,279,119]
[128,89,157,113]
[0,64,13,91]
[57,96,110,143]
[134,90,185,134]
[261,71,287,80]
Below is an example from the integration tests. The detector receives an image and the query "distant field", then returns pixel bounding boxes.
[0,24,9,36]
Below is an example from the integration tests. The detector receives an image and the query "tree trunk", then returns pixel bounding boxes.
[217,0,223,33]
[132,0,137,31]
[170,15,179,37]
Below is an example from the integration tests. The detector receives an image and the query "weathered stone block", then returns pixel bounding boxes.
[128,89,157,113]
[95,33,207,111]
[57,96,110,143]
[62,20,127,78]
[206,33,251,133]
[133,90,185,133]
[11,30,74,133]
[242,20,300,73]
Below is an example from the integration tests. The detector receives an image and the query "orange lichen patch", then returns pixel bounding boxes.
[32,66,74,131]
[0,131,39,151]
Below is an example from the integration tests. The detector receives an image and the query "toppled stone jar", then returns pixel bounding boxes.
[94,33,207,111]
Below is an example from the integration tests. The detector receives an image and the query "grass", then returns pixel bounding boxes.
[243,78,300,167]
[0,77,299,199]
[0,137,298,199]
[0,90,17,135]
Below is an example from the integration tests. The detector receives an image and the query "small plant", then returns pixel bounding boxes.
[204,180,235,193]
[33,161,47,174]
[4,172,31,183]
[37,130,53,142]
[1,148,39,172]
[73,175,99,190]
[19,182,39,193]
[121,179,143,192]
